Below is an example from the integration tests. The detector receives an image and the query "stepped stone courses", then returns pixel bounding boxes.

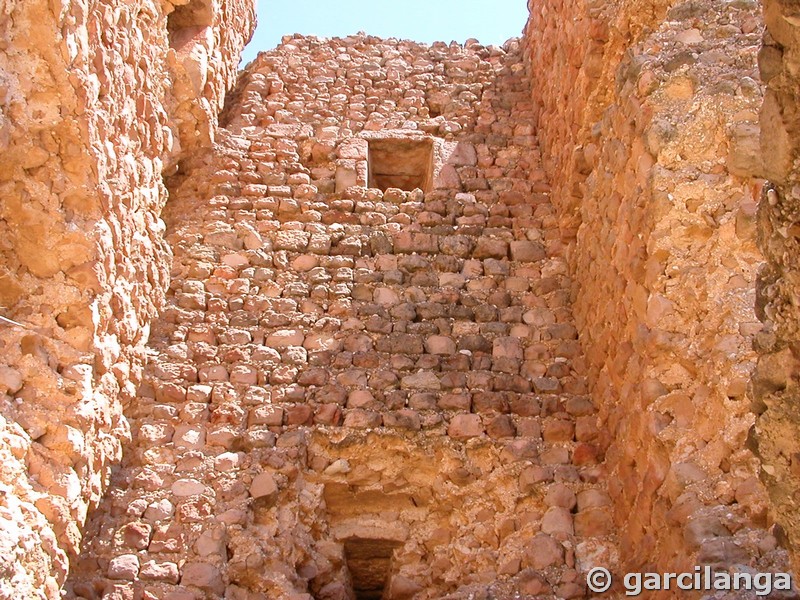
[1,0,800,598]
[66,35,616,599]
[0,0,254,597]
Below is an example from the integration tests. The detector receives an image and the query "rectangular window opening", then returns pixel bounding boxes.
[367,138,433,193]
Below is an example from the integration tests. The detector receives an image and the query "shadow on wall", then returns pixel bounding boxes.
[167,0,213,49]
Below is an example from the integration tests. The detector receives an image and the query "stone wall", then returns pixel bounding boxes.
[754,0,800,577]
[526,0,792,580]
[0,1,254,597]
[3,0,800,597]
[64,35,618,600]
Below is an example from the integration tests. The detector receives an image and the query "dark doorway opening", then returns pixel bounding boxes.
[343,537,401,600]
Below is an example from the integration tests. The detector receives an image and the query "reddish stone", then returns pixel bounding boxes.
[572,443,600,465]
[486,414,516,438]
[285,404,314,426]
[525,534,564,569]
[342,410,382,428]
[439,372,467,389]
[520,465,553,492]
[438,393,472,411]
[501,440,539,462]
[509,394,540,416]
[472,391,510,414]
[541,506,574,536]
[518,569,549,595]
[393,231,438,254]
[574,507,614,537]
[493,374,532,392]
[510,240,546,262]
[575,416,599,441]
[314,403,342,425]
[181,562,224,595]
[447,414,484,439]
[473,237,509,259]
[543,418,575,442]
[121,522,151,550]
[384,410,421,430]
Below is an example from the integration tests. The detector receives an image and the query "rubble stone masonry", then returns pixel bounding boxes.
[2,0,800,598]
[65,35,617,599]
[754,0,800,579]
[0,0,253,597]
[527,0,794,586]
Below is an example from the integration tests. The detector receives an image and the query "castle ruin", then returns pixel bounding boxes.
[2,0,800,598]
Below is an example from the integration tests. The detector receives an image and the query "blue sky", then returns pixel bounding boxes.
[240,0,530,65]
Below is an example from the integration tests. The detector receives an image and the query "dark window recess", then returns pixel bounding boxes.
[167,0,213,49]
[343,537,401,600]
[368,138,434,192]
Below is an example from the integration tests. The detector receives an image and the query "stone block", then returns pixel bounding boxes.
[572,443,600,465]
[285,404,314,425]
[400,371,441,390]
[447,414,484,439]
[343,409,382,428]
[473,392,510,414]
[172,479,207,497]
[250,472,279,502]
[486,414,516,438]
[140,560,180,584]
[108,554,140,580]
[0,367,23,394]
[425,335,456,355]
[574,507,613,537]
[181,562,225,595]
[493,337,523,360]
[393,232,439,254]
[545,484,577,509]
[541,507,574,536]
[474,237,508,259]
[438,393,472,411]
[510,241,546,262]
[314,403,342,425]
[384,410,421,430]
[525,534,563,570]
[543,419,575,442]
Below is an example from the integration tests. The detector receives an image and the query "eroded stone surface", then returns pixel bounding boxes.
[1,0,799,597]
[64,34,617,600]
[0,0,254,597]
[755,0,800,579]
[527,0,792,583]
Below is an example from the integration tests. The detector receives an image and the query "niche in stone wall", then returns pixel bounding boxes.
[167,0,213,50]
[367,138,434,192]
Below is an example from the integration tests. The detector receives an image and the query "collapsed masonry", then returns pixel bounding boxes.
[2,0,800,598]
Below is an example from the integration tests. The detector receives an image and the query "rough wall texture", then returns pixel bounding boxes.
[3,0,800,598]
[526,0,792,582]
[754,0,800,578]
[64,35,618,600]
[0,0,254,597]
